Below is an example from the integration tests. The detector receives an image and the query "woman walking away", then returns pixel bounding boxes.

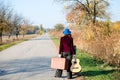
[55,28,76,79]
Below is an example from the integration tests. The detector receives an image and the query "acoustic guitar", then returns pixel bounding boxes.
[70,58,82,73]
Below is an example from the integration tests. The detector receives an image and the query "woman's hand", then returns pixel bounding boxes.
[58,54,61,57]
[73,55,76,63]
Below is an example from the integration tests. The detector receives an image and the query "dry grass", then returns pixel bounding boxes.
[74,24,120,67]
[0,34,39,51]
[2,34,38,44]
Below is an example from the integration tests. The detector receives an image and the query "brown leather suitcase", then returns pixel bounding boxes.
[51,57,68,70]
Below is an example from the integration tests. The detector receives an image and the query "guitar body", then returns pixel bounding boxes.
[70,59,82,73]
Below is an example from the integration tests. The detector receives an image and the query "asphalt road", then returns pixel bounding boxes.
[0,33,75,80]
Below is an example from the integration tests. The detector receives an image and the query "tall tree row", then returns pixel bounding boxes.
[0,1,24,44]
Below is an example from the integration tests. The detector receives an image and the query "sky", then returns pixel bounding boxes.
[4,0,120,28]
[109,0,120,22]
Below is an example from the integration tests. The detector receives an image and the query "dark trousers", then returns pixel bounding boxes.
[55,52,72,78]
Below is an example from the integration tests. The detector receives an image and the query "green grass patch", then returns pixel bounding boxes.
[50,36,60,46]
[51,35,120,80]
[76,50,120,80]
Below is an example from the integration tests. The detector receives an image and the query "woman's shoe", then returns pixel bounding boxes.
[54,76,61,78]
[67,77,73,79]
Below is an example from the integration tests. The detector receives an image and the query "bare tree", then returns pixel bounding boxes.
[54,23,64,31]
[21,19,30,37]
[56,0,109,25]
[12,13,23,39]
[0,2,11,44]
[5,10,14,38]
